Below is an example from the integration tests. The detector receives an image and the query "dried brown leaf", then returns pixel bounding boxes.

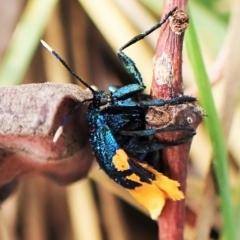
[0,83,94,201]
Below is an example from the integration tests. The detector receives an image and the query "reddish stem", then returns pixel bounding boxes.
[149,1,201,240]
[152,1,188,99]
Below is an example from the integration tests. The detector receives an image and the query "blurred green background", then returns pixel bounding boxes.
[1,0,239,240]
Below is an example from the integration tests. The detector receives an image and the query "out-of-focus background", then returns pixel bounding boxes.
[0,0,239,240]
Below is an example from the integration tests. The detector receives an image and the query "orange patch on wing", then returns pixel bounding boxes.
[141,163,184,200]
[112,149,130,171]
[127,173,166,220]
[126,162,184,220]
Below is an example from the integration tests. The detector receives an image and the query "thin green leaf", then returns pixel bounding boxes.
[140,0,226,58]
[185,6,236,240]
[0,0,58,86]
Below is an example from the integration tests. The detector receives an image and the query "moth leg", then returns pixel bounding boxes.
[125,134,194,154]
[120,125,196,137]
[139,96,196,107]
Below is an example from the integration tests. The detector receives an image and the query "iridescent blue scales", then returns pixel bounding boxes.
[41,7,196,219]
[86,85,195,220]
[87,106,190,220]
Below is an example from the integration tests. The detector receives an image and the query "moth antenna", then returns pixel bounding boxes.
[119,7,177,51]
[53,126,63,143]
[52,100,91,143]
[41,40,96,94]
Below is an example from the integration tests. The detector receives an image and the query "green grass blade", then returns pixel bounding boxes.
[185,6,236,240]
[0,0,58,86]
[140,0,226,58]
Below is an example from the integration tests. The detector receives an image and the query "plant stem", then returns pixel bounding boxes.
[150,1,201,239]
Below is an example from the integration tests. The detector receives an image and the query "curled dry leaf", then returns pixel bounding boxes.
[0,82,94,202]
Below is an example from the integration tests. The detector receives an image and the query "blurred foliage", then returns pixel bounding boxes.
[1,0,240,240]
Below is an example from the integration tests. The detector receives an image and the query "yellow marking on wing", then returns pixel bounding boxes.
[127,174,165,220]
[141,163,184,200]
[126,162,184,220]
[112,149,130,171]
